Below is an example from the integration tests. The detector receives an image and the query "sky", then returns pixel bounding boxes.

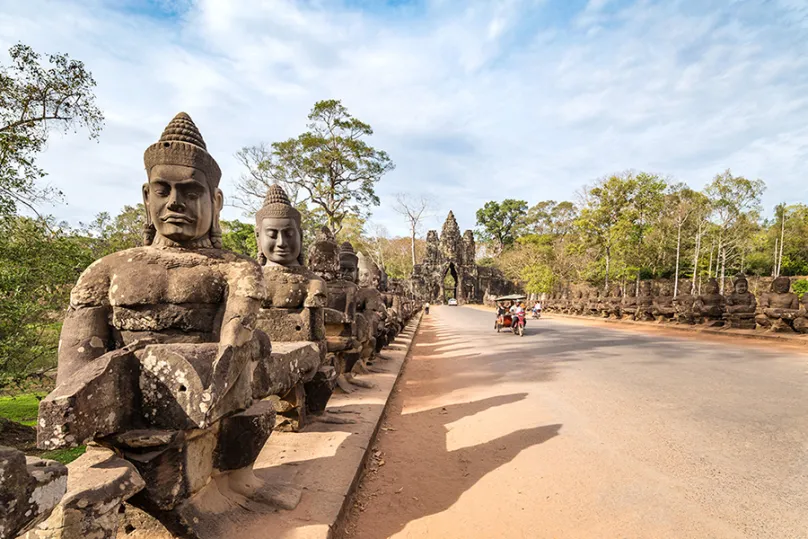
[1,0,807,236]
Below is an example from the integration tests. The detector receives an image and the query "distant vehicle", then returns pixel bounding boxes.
[447,298,458,306]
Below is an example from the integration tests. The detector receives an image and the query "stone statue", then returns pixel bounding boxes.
[673,291,696,324]
[36,113,277,537]
[693,277,726,325]
[586,289,600,316]
[652,281,676,322]
[603,285,623,319]
[634,281,655,321]
[309,232,370,392]
[254,184,335,429]
[621,284,637,320]
[755,276,800,332]
[357,252,388,370]
[572,290,586,315]
[723,274,758,329]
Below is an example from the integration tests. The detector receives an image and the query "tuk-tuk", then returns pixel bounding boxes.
[494,294,527,335]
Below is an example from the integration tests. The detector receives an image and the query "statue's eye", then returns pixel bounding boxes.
[267,230,278,239]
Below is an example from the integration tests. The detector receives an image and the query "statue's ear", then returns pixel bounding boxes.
[142,183,150,218]
[210,188,224,249]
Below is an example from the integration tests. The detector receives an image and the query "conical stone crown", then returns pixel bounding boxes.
[159,112,207,150]
[255,184,300,225]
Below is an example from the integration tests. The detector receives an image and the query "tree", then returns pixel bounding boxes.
[704,170,765,290]
[236,99,394,234]
[231,143,303,212]
[475,199,528,252]
[0,43,103,216]
[574,174,635,289]
[220,220,257,258]
[393,193,432,267]
[663,184,708,296]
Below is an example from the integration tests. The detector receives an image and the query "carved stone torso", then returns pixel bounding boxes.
[326,279,358,321]
[694,293,725,317]
[261,265,327,309]
[71,246,262,346]
[761,291,799,311]
[726,291,757,314]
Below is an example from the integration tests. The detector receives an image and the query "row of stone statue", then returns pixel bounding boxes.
[542,275,808,333]
[2,113,420,539]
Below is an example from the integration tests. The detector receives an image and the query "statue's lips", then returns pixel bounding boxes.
[162,214,194,224]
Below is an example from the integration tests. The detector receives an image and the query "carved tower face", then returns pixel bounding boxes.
[772,276,790,294]
[704,278,720,295]
[440,211,462,263]
[142,112,223,248]
[259,217,302,266]
[145,165,216,244]
[255,184,304,267]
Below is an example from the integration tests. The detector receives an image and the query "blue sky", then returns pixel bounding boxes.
[1,0,806,236]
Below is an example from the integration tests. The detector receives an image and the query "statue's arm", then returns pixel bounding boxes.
[208,261,265,405]
[56,262,112,384]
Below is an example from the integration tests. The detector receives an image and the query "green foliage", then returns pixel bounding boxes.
[0,392,45,425]
[236,100,394,233]
[475,199,528,250]
[0,43,103,217]
[790,279,808,299]
[0,216,97,383]
[220,219,257,258]
[477,257,495,267]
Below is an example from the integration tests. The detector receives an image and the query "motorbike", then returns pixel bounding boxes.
[511,311,526,336]
[531,309,541,319]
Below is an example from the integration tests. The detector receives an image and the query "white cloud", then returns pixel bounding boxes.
[0,0,806,236]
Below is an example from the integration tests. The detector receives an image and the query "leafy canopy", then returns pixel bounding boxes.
[0,43,103,216]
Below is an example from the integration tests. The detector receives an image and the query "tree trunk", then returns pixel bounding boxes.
[604,247,611,291]
[707,242,714,280]
[691,222,702,295]
[674,222,682,298]
[410,225,416,268]
[778,210,786,275]
[773,237,779,277]
[719,242,726,292]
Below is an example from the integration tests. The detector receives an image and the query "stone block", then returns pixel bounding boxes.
[304,366,338,415]
[252,341,321,401]
[214,400,275,471]
[38,348,140,450]
[21,445,144,539]
[257,307,324,342]
[0,447,68,539]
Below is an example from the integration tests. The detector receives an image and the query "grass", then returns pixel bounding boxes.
[0,391,86,464]
[41,445,86,464]
[0,392,46,426]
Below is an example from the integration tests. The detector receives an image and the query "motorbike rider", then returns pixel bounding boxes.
[425,302,430,315]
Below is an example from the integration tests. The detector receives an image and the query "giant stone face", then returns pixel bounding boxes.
[145,164,213,244]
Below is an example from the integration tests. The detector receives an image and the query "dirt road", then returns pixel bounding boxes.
[340,306,808,539]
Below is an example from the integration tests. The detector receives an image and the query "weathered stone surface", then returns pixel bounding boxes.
[652,282,676,322]
[0,447,67,539]
[724,274,758,329]
[38,346,141,450]
[693,278,726,325]
[124,428,215,512]
[252,341,321,400]
[304,366,338,415]
[411,211,515,304]
[756,275,800,332]
[38,112,272,532]
[21,446,144,539]
[214,400,275,471]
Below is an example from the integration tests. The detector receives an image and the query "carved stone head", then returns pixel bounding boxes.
[307,226,340,281]
[358,251,381,288]
[338,241,359,283]
[142,113,223,249]
[704,277,720,295]
[255,184,304,267]
[733,274,749,294]
[659,281,673,296]
[639,280,652,296]
[771,275,791,294]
